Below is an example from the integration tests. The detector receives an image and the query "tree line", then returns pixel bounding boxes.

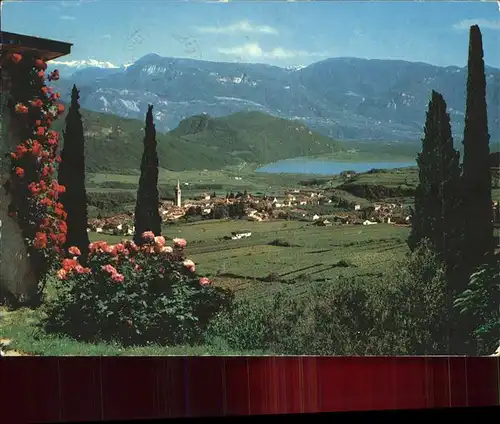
[407,25,498,353]
[57,89,162,262]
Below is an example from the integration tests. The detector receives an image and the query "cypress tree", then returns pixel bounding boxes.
[58,85,90,261]
[133,105,161,244]
[408,90,462,269]
[461,25,494,270]
[408,90,464,354]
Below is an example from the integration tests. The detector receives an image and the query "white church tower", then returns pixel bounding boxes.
[175,179,182,207]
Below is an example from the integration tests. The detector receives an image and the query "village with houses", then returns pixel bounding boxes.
[88,177,424,237]
[88,174,500,240]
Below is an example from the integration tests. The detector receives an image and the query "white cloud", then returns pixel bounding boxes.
[453,19,500,30]
[218,42,327,61]
[101,34,112,39]
[196,20,278,35]
[60,15,77,20]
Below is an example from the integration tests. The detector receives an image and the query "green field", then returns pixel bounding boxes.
[91,220,410,301]
[87,166,315,197]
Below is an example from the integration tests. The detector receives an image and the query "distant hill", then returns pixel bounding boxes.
[52,108,342,173]
[49,55,500,142]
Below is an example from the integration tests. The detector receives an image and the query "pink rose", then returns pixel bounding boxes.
[141,231,155,242]
[183,259,195,273]
[68,246,81,256]
[111,273,125,283]
[199,277,211,286]
[102,264,118,275]
[173,238,187,249]
[154,236,166,247]
[161,246,173,254]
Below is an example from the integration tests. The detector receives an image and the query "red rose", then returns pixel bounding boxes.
[34,232,48,249]
[35,59,47,70]
[14,103,28,114]
[31,142,42,157]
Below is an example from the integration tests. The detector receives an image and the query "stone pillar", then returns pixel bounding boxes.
[0,63,38,305]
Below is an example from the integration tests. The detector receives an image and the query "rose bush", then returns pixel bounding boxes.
[4,53,67,294]
[44,232,234,346]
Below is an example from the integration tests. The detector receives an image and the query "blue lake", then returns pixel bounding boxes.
[256,159,416,175]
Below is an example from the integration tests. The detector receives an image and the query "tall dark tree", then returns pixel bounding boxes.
[461,25,494,270]
[408,90,462,270]
[408,90,464,354]
[58,85,90,261]
[133,105,161,244]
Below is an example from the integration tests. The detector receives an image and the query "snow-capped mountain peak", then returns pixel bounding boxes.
[50,59,120,69]
[285,64,307,71]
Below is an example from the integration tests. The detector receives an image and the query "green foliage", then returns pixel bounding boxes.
[454,257,500,354]
[385,239,450,353]
[43,238,233,346]
[461,25,495,269]
[339,183,415,201]
[408,90,462,266]
[87,191,136,214]
[268,239,291,247]
[206,240,449,355]
[59,85,90,260]
[134,105,162,243]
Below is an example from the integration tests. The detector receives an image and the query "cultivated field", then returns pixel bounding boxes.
[92,220,410,301]
[87,165,320,198]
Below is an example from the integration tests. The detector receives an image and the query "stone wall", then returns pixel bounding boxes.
[0,65,38,305]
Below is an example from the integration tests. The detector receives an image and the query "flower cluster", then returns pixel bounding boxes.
[6,53,67,260]
[45,232,231,346]
[56,231,210,287]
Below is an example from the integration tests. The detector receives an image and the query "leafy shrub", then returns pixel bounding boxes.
[268,239,291,247]
[87,191,136,213]
[454,256,500,354]
[207,240,449,355]
[43,233,233,346]
[206,281,381,355]
[334,260,351,268]
[380,240,449,354]
[93,181,138,190]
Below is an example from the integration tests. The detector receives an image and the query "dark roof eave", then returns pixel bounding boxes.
[0,31,72,60]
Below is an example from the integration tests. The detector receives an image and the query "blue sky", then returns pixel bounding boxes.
[3,0,500,68]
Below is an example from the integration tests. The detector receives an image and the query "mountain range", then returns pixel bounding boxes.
[48,55,500,143]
